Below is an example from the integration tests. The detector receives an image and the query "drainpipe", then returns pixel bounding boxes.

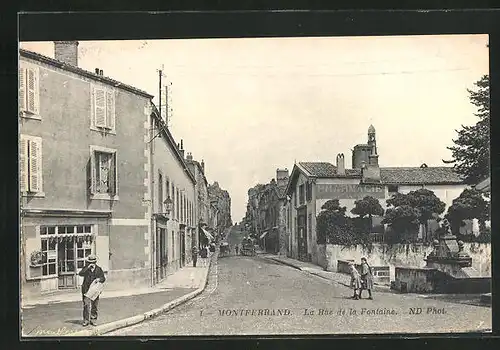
[149,111,155,287]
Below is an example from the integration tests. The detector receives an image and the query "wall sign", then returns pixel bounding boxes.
[316,184,386,199]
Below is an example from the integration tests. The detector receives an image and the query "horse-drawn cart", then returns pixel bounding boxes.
[241,237,256,256]
[220,242,230,257]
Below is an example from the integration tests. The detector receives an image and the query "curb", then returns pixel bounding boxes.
[66,252,216,337]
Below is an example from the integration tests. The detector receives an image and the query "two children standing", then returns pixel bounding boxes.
[349,257,374,300]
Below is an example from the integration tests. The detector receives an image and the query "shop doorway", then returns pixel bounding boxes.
[155,227,168,282]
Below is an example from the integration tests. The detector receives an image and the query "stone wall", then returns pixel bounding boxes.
[317,242,491,281]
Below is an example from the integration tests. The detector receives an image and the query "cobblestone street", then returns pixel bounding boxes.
[107,231,491,336]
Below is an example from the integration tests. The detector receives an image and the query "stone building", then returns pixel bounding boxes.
[185,154,210,249]
[149,107,197,284]
[243,169,289,254]
[19,42,155,299]
[285,125,468,263]
[208,182,232,238]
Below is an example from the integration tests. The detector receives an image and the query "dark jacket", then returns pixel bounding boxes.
[78,264,106,294]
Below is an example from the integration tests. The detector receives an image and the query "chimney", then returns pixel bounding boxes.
[54,41,79,66]
[99,69,103,76]
[201,160,205,173]
[95,68,100,74]
[186,152,193,161]
[276,168,289,188]
[336,153,345,176]
[179,139,185,158]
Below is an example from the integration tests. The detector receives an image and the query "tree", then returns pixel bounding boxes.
[382,205,420,243]
[445,188,490,235]
[444,75,490,184]
[405,189,446,241]
[316,199,356,245]
[351,196,385,233]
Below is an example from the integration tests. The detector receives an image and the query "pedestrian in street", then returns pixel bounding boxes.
[360,257,374,300]
[349,261,361,300]
[200,244,208,266]
[235,244,239,255]
[192,246,198,267]
[78,254,106,326]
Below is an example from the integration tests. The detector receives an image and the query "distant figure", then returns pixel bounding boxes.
[235,245,239,255]
[209,242,216,253]
[192,246,198,267]
[360,257,374,300]
[349,262,361,300]
[78,254,106,326]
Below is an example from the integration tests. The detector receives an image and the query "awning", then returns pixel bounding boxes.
[259,231,269,239]
[201,228,214,240]
[476,177,490,192]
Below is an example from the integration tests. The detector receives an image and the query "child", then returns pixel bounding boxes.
[360,257,374,300]
[349,262,361,300]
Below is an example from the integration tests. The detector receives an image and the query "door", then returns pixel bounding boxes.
[58,240,76,289]
[298,209,308,261]
[180,231,186,267]
[155,228,161,282]
[160,228,167,278]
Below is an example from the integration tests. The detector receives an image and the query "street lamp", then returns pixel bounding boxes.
[163,197,173,215]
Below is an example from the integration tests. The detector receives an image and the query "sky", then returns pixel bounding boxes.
[20,35,489,222]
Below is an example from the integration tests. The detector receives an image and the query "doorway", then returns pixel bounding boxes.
[180,230,186,267]
[156,227,168,282]
[297,209,308,261]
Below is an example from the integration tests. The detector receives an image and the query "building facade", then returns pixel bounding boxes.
[185,153,210,249]
[208,182,232,238]
[285,125,468,263]
[148,107,197,285]
[19,43,154,299]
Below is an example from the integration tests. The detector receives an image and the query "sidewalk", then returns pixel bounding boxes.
[264,254,390,291]
[22,253,215,337]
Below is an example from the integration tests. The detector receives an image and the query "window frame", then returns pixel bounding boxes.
[20,134,44,197]
[19,63,41,120]
[89,145,119,201]
[90,84,116,134]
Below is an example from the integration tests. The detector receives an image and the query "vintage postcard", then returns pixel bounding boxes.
[19,34,491,337]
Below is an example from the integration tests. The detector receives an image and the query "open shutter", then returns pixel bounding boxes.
[106,90,115,130]
[27,68,36,113]
[20,136,28,192]
[33,67,40,115]
[109,153,117,195]
[35,137,43,192]
[28,138,40,193]
[89,151,97,194]
[94,88,106,127]
[95,235,110,272]
[19,68,26,111]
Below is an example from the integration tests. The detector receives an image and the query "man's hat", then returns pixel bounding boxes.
[86,254,97,263]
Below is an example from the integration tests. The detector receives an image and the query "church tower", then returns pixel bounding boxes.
[367,124,379,166]
[361,124,381,183]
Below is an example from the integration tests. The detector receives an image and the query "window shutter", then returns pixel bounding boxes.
[27,68,36,113]
[89,151,96,194]
[28,138,40,193]
[33,67,40,115]
[20,136,29,192]
[109,153,117,195]
[95,235,110,272]
[19,68,26,111]
[106,90,115,130]
[94,88,106,127]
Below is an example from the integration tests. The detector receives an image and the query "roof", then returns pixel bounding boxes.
[288,162,463,190]
[379,167,464,185]
[186,159,209,186]
[19,49,153,98]
[150,104,197,186]
[299,162,360,178]
[475,177,491,192]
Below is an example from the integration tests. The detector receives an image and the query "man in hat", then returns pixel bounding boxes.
[78,254,106,326]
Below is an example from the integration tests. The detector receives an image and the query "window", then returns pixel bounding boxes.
[91,85,115,132]
[299,184,305,205]
[39,225,93,276]
[306,182,312,202]
[171,183,175,217]
[20,135,43,194]
[89,146,117,199]
[388,184,399,193]
[294,191,297,207]
[308,214,312,240]
[166,179,170,200]
[176,188,180,221]
[171,231,175,259]
[19,65,40,117]
[158,172,163,212]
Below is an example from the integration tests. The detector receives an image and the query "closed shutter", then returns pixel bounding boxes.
[106,90,115,130]
[27,68,36,113]
[95,235,110,272]
[33,67,40,115]
[28,138,41,193]
[19,68,26,111]
[94,88,106,127]
[20,136,28,192]
[109,153,117,195]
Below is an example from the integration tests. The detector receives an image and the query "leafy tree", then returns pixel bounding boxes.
[444,75,490,184]
[406,189,446,241]
[445,188,490,235]
[351,196,385,233]
[386,192,411,208]
[316,199,356,245]
[382,205,420,243]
